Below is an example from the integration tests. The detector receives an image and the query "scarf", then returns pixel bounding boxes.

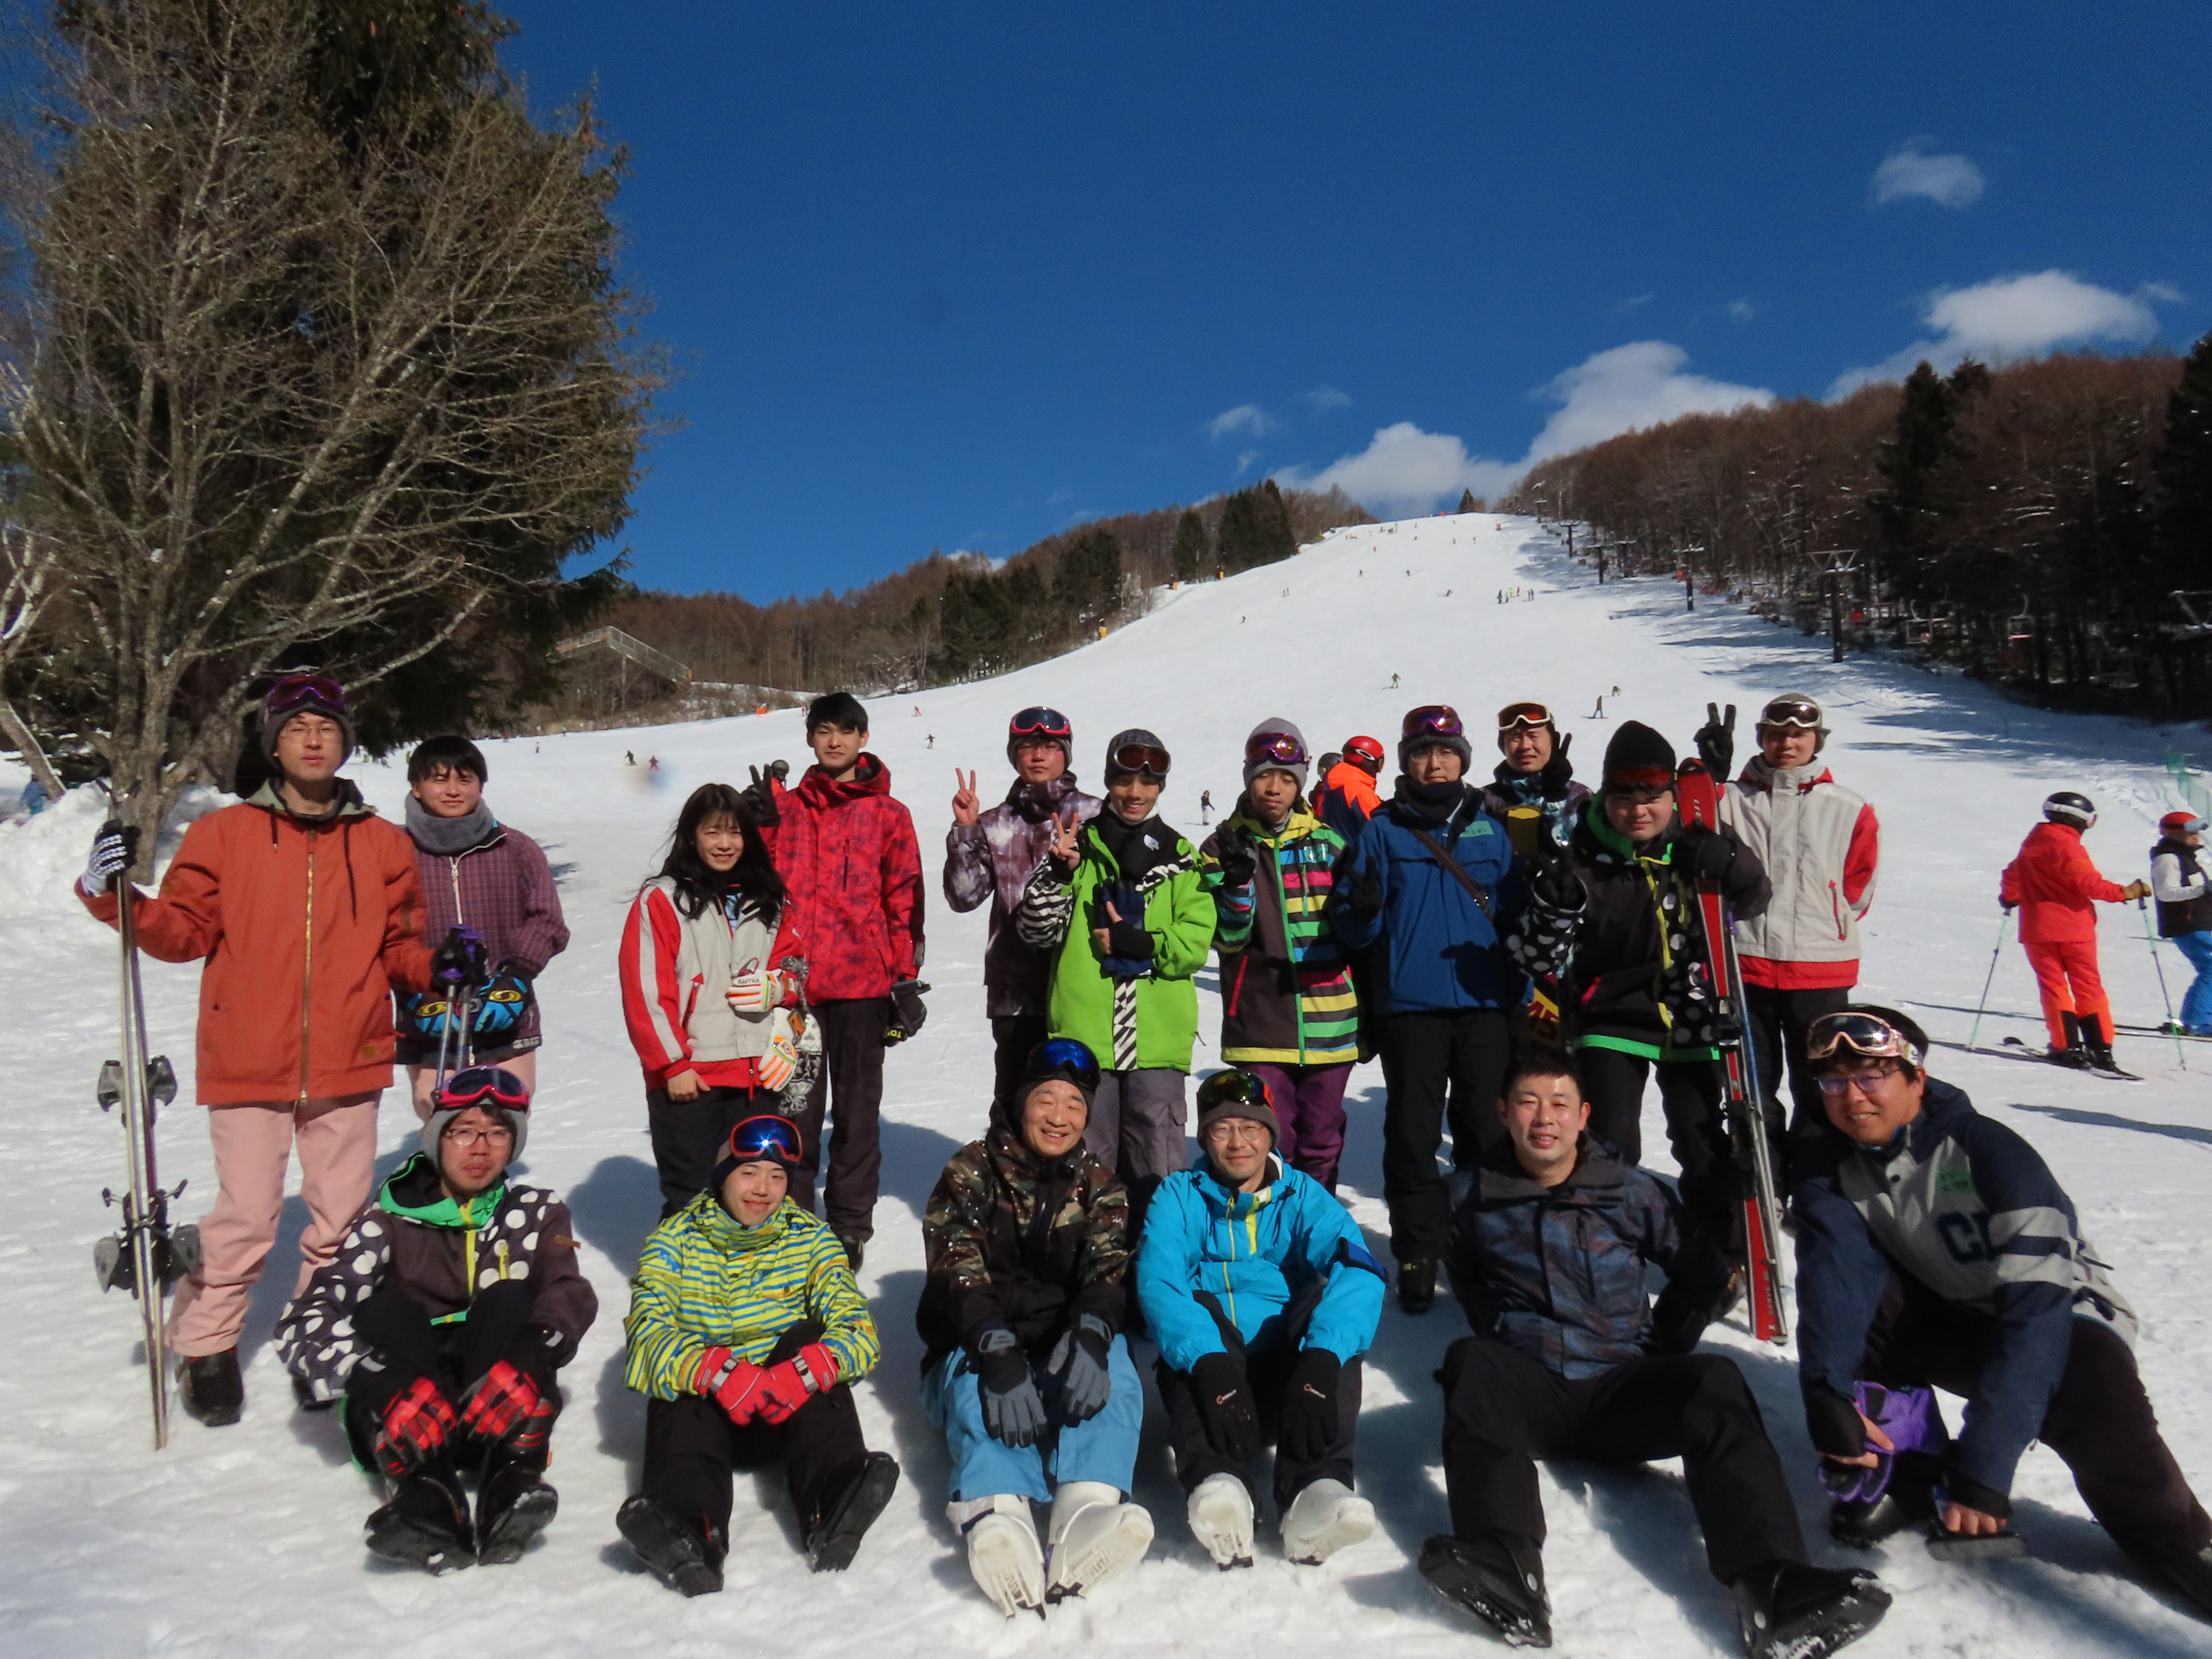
[406,794,500,856]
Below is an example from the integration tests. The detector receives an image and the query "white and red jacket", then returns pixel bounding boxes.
[619,877,804,1090]
[1717,756,1879,990]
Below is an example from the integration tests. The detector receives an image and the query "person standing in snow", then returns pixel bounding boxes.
[2150,811,2212,1036]
[1424,1052,1889,1658]
[1199,788,1213,825]
[943,706,1101,1117]
[747,692,925,1267]
[1310,734,1385,844]
[1998,792,2148,1071]
[1476,701,1588,860]
[1791,1007,2212,1615]
[1137,1069,1385,1571]
[1016,728,1212,1192]
[75,673,440,1426]
[398,735,569,1118]
[1706,695,1880,1149]
[620,783,806,1219]
[919,1039,1151,1616]
[1199,720,1362,1190]
[276,1067,597,1573]
[617,1116,900,1594]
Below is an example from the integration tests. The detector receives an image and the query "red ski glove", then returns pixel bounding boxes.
[375,1374,459,1479]
[695,1345,771,1426]
[753,1342,839,1427]
[460,1359,554,1454]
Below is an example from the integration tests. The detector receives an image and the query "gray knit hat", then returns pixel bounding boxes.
[1241,717,1310,792]
[421,1065,531,1164]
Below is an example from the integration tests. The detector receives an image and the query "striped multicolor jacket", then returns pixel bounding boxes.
[1200,801,1361,1065]
[623,1190,879,1400]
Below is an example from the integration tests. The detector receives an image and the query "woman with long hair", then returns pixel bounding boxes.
[620,783,807,1216]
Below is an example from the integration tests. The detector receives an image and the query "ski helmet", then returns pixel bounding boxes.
[1343,735,1385,771]
[2160,810,2208,837]
[2043,791,2097,830]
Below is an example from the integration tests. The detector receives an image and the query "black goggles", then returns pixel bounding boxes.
[1195,1068,1274,1115]
[1110,742,1171,778]
[266,671,349,720]
[1805,1012,1924,1071]
[1010,706,1072,740]
[1025,1037,1101,1094]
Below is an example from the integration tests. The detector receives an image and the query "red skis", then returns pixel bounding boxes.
[1675,760,1789,1345]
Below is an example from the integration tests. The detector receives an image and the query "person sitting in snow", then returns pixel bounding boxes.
[920,1038,1151,1616]
[616,1115,900,1595]
[275,1065,598,1573]
[1135,1068,1384,1571]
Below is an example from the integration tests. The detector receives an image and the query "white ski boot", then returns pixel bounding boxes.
[1281,1478,1376,1565]
[1187,1472,1255,1569]
[951,1494,1044,1618]
[1045,1481,1154,1602]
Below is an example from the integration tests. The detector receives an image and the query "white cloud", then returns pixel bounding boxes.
[1235,449,1260,475]
[1829,270,2167,396]
[1276,341,1771,517]
[1871,143,1985,210]
[1206,403,1275,440]
[1724,297,1758,325]
[1305,385,1352,411]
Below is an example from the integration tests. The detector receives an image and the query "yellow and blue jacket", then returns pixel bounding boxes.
[623,1190,879,1400]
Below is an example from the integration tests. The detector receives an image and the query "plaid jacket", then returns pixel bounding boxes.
[407,819,570,1051]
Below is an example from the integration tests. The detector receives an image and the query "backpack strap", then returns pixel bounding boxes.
[1398,820,1494,919]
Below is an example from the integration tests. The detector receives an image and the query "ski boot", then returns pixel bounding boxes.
[952,1494,1045,1618]
[1396,1257,1438,1315]
[2049,1012,2091,1068]
[2079,1014,2122,1074]
[835,1234,865,1272]
[1044,1481,1153,1602]
[1821,1383,1946,1548]
[178,1350,243,1427]
[805,1451,900,1572]
[1281,1477,1376,1565]
[366,1470,475,1575]
[616,1494,725,1596]
[475,1453,559,1565]
[1733,1560,1891,1659]
[1187,1473,1255,1569]
[1419,1530,1551,1648]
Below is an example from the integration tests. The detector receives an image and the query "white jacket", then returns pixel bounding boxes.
[1717,757,1879,990]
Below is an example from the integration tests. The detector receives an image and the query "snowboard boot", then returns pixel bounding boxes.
[178,1350,243,1427]
[1418,1530,1552,1648]
[835,1234,866,1272]
[951,1494,1045,1618]
[1281,1477,1377,1565]
[2050,1012,2090,1068]
[1186,1472,1255,1569]
[366,1470,475,1575]
[1821,1382,1946,1548]
[805,1451,900,1573]
[475,1454,558,1565]
[1829,1478,1936,1548]
[1044,1480,1153,1602]
[1397,1257,1438,1315]
[1732,1560,1892,1659]
[616,1494,725,1596]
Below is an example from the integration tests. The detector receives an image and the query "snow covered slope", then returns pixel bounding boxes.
[5,515,2210,1657]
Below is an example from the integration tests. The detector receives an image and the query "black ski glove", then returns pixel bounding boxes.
[1189,1351,1260,1460]
[1214,831,1258,891]
[884,979,929,1045]
[1804,1391,1867,1461]
[1537,731,1575,803]
[1693,702,1736,780]
[974,1326,1046,1448]
[81,820,140,895]
[1343,862,1383,921]
[1275,1348,1342,1463]
[739,760,787,827]
[1678,826,1735,883]
[431,925,489,987]
[1048,1312,1115,1424]
[1106,920,1154,960]
[1528,836,1584,912]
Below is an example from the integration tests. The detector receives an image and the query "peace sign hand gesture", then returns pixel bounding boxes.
[951,768,981,827]
[1048,808,1081,870]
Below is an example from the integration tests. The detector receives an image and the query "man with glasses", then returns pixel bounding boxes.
[1711,693,1881,1150]
[276,1067,598,1573]
[1792,1007,2212,1612]
[77,672,452,1426]
[1137,1069,1385,1572]
[1476,701,1587,861]
[946,707,1102,1118]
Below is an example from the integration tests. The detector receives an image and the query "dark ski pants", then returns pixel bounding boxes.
[1243,1062,1353,1191]
[1084,1067,1189,1189]
[790,997,889,1242]
[1576,1048,1746,1250]
[1440,1337,1806,1584]
[1855,1270,2212,1550]
[1743,983,1850,1146]
[1378,1009,1512,1262]
[342,1280,553,1473]
[647,1084,773,1219]
[1154,1284,1363,1513]
[990,1014,1051,1120]
[639,1321,872,1545]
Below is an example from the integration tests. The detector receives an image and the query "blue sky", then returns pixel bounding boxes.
[498,1,2212,597]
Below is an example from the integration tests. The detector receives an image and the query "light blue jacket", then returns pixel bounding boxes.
[1136,1157,1385,1371]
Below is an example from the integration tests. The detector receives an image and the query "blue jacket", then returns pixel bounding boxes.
[1791,1077,2136,1504]
[1330,788,1529,1014]
[1136,1156,1385,1371]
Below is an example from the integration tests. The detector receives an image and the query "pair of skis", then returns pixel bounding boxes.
[1675,761,1790,1346]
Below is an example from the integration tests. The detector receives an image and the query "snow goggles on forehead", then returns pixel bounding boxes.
[1025,1036,1102,1094]
[1496,701,1554,733]
[1110,741,1171,777]
[1402,704,1463,739]
[1758,696,1822,731]
[265,671,349,719]
[725,1114,803,1169]
[435,1065,530,1113]
[1009,706,1072,740]
[1195,1068,1274,1115]
[1805,1012,1924,1071]
[1244,730,1308,766]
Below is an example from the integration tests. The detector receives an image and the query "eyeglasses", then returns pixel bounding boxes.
[725,1114,803,1167]
[1244,730,1308,766]
[1196,1068,1274,1115]
[1758,697,1822,731]
[1009,706,1072,739]
[441,1123,515,1147]
[1817,1068,1897,1097]
[265,672,350,720]
[1026,1037,1102,1094]
[1205,1119,1272,1146]
[1401,705,1463,739]
[1496,701,1554,733]
[435,1065,530,1112]
[1110,742,1171,777]
[1806,1011,1925,1070]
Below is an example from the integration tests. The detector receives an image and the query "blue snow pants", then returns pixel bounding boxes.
[922,1336,1144,1502]
[2175,931,2212,1033]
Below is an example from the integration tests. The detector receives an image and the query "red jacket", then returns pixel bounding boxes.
[2000,821,2129,944]
[764,755,923,1001]
[79,784,434,1105]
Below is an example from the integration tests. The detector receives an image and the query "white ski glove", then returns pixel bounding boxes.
[726,969,785,1013]
[80,821,140,897]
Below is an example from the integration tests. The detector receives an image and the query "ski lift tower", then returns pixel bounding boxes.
[1804,549,1858,663]
[1676,544,1706,612]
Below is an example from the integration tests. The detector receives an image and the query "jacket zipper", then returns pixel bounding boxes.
[1830,880,1846,941]
[300,830,315,1105]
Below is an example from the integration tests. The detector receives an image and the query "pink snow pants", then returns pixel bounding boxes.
[167,1093,381,1357]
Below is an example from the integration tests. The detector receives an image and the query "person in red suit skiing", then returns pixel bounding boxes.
[1998,792,2149,1071]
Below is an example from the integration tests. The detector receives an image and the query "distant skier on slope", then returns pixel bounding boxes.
[1998,792,2148,1071]
[2150,811,2212,1036]
[1792,1007,2212,1615]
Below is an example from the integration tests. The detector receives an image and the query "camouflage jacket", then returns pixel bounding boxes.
[918,1124,1131,1361]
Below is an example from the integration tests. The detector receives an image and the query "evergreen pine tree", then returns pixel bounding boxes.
[2154,332,2212,594]
[1053,527,1122,627]
[1170,507,1208,583]
[1218,480,1298,573]
[1458,489,1478,513]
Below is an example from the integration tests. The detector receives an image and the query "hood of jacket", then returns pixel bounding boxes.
[247,776,376,824]
[1004,772,1088,824]
[1224,798,1321,847]
[378,1149,510,1230]
[795,753,893,810]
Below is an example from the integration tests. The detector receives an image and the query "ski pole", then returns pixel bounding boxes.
[1968,911,2011,1053]
[2139,898,2186,1071]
